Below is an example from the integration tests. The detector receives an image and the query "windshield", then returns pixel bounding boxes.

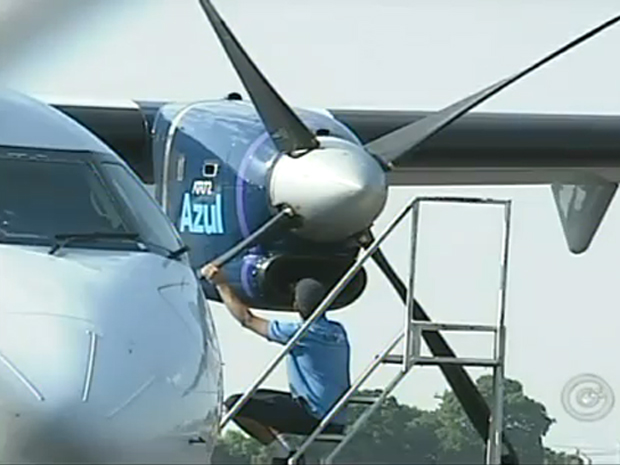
[0,151,132,247]
[98,161,184,255]
[0,149,184,257]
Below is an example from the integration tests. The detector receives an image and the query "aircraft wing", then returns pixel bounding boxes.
[328,109,620,186]
[50,100,162,184]
[332,109,620,254]
[51,103,620,185]
[331,109,620,254]
[51,102,620,254]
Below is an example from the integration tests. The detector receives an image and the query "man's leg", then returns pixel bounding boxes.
[224,394,277,446]
[223,390,315,462]
[222,417,294,460]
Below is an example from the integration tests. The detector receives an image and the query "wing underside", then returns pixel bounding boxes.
[329,109,620,185]
[52,103,620,184]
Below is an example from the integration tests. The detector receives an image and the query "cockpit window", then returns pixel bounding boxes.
[99,162,184,254]
[0,154,131,244]
[0,149,186,258]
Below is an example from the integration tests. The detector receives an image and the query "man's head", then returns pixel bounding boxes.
[293,278,327,319]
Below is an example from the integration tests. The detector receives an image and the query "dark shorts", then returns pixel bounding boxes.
[224,389,345,436]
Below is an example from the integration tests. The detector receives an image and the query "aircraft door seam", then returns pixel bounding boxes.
[162,102,210,215]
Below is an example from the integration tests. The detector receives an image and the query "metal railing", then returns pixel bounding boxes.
[219,196,512,465]
[218,192,420,431]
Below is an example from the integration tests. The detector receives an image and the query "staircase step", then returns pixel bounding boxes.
[415,356,499,367]
[382,354,498,367]
[382,354,404,364]
[349,395,379,405]
[316,434,346,443]
[413,321,497,332]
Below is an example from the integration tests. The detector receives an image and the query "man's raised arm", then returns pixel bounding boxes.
[200,263,270,338]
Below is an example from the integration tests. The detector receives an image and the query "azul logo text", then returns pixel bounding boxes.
[179,192,225,235]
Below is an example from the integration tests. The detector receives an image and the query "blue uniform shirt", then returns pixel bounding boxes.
[267,314,351,425]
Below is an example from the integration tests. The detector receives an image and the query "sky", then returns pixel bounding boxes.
[2,0,620,461]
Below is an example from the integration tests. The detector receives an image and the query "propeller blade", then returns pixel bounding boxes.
[365,14,620,167]
[197,0,319,155]
[360,232,519,464]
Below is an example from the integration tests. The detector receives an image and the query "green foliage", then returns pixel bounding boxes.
[212,376,583,465]
[434,375,556,464]
[543,448,585,465]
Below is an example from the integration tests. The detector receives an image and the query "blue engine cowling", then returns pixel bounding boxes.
[151,98,368,311]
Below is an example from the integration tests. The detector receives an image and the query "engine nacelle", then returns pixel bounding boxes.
[254,253,367,310]
[202,252,367,312]
[151,100,372,312]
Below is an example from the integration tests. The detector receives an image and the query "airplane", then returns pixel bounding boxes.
[1,0,620,463]
[0,87,223,462]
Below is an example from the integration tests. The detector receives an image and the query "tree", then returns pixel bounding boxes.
[212,376,582,464]
[325,389,441,464]
[434,375,557,464]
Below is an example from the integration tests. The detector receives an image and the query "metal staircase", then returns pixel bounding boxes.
[219,196,513,465]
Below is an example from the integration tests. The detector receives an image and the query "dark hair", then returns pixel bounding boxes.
[294,278,327,319]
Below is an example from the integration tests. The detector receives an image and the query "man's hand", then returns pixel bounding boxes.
[200,262,270,339]
[201,263,226,285]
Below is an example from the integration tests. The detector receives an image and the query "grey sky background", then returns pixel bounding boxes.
[3,0,620,461]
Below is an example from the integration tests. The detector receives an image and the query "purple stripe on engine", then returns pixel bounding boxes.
[236,132,270,238]
[240,255,257,298]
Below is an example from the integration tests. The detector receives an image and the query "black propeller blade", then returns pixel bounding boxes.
[365,14,620,167]
[197,0,320,155]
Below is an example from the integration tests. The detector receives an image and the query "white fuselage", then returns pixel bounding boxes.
[0,244,222,464]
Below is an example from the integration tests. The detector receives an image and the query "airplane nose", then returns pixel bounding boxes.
[0,248,215,464]
[269,136,388,242]
[0,310,203,464]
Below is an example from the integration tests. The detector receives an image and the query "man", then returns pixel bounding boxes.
[201,263,351,464]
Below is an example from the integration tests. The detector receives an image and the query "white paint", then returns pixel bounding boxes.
[0,89,116,153]
[0,244,220,463]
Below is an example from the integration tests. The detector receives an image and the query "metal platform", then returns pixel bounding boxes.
[219,196,513,465]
